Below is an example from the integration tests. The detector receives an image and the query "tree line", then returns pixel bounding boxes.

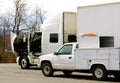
[0,0,46,62]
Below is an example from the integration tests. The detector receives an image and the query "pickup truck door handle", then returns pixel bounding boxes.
[69,57,72,59]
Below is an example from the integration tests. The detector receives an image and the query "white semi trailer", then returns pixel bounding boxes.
[77,2,120,48]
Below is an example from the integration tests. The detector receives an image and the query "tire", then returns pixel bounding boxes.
[92,65,107,80]
[63,71,72,76]
[20,56,30,69]
[42,63,54,77]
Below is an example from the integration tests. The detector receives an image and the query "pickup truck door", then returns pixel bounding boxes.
[54,44,74,70]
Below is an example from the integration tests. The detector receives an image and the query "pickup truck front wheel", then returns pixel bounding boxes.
[42,63,54,77]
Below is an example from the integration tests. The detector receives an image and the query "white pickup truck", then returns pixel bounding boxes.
[38,42,120,80]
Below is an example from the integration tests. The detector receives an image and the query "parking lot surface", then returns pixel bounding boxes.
[0,64,119,83]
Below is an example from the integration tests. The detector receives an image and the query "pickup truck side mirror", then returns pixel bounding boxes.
[54,52,59,55]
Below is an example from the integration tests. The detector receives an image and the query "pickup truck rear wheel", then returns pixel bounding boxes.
[63,71,72,76]
[20,56,30,69]
[92,65,107,80]
[42,63,54,77]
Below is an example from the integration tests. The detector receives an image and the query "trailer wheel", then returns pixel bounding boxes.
[92,65,107,80]
[20,56,30,69]
[63,71,72,76]
[42,63,54,77]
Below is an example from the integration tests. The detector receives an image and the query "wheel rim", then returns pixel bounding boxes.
[21,58,27,68]
[43,65,50,75]
[94,68,103,79]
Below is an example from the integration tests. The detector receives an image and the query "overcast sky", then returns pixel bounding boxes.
[0,0,120,17]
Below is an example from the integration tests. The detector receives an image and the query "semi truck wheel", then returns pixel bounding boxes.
[92,65,107,80]
[20,56,30,69]
[42,63,54,77]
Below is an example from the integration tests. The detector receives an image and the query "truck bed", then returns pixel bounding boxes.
[74,48,120,70]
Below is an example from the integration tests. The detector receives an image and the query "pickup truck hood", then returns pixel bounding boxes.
[39,53,54,59]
